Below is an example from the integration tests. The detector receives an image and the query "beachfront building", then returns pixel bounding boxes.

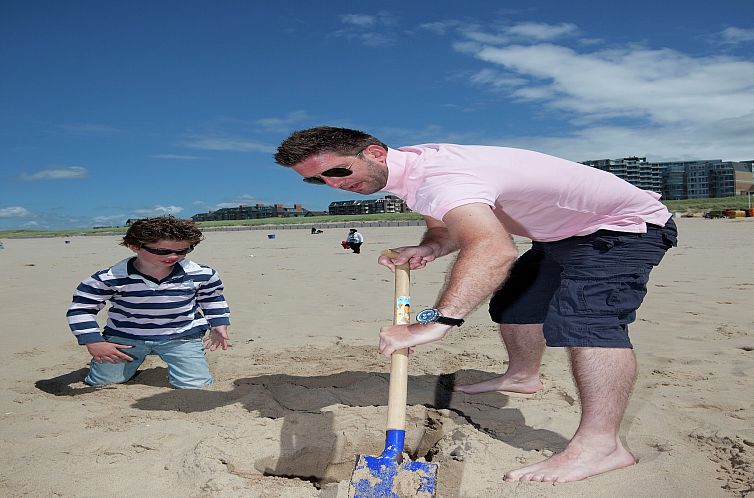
[328,195,408,215]
[581,157,663,193]
[582,157,745,200]
[657,160,737,200]
[192,203,315,222]
[734,162,754,196]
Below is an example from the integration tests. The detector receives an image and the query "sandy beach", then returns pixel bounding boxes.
[1,217,752,497]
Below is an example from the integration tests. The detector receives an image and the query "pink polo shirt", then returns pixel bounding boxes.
[381,144,671,242]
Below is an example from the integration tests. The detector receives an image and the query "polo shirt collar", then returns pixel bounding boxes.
[381,147,412,199]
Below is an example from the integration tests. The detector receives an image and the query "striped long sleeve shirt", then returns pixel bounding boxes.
[66,258,231,345]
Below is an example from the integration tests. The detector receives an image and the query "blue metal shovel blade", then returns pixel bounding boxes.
[350,430,438,497]
[350,454,437,497]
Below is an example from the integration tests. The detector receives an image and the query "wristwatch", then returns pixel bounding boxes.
[416,308,465,327]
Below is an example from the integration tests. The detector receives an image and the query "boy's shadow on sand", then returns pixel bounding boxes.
[35,366,174,395]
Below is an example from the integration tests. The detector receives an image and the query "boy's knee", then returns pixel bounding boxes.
[170,376,213,389]
[84,373,131,386]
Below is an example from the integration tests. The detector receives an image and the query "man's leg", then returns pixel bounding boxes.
[503,223,675,482]
[454,323,545,394]
[505,347,636,482]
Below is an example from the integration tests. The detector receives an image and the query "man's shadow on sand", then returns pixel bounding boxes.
[37,368,567,492]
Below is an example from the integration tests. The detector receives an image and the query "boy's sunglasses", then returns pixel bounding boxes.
[302,151,362,184]
[141,245,194,256]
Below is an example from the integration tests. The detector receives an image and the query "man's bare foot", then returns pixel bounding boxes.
[453,374,543,395]
[504,439,636,483]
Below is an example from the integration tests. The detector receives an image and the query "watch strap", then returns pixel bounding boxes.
[435,315,464,327]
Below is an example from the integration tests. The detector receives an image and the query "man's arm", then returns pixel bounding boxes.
[377,215,458,271]
[419,215,459,256]
[378,203,518,356]
[434,203,518,319]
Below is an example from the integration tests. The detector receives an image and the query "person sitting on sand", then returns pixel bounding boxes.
[65,216,230,389]
[274,126,677,483]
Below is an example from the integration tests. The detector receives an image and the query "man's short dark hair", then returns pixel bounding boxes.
[274,126,387,167]
[122,216,204,248]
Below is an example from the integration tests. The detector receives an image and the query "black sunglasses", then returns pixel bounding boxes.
[141,245,194,256]
[302,151,362,184]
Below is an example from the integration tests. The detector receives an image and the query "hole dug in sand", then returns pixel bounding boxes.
[254,405,446,489]
[185,404,482,496]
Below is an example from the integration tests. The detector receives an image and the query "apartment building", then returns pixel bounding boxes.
[582,157,749,200]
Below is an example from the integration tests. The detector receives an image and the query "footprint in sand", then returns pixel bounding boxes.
[689,429,754,495]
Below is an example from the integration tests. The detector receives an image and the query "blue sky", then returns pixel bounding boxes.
[1,1,753,230]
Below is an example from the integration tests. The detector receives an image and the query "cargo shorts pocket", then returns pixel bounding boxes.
[557,272,649,316]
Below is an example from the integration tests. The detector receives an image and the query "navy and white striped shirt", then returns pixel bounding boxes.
[66,257,230,345]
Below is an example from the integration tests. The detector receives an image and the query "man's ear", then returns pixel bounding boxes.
[363,144,388,163]
[127,244,140,253]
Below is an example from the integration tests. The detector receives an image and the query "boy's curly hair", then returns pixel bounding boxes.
[121,216,204,248]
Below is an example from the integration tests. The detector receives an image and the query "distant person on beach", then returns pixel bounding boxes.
[345,228,364,253]
[275,126,677,483]
[311,227,323,234]
[66,216,230,389]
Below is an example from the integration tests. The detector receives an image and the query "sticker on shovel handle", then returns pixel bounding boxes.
[395,295,410,325]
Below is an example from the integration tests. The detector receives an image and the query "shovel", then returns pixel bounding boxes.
[349,250,438,497]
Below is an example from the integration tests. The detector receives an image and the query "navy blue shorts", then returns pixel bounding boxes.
[489,219,677,348]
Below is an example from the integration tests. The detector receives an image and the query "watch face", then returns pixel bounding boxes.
[416,308,439,324]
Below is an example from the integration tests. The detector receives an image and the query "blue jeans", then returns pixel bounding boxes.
[85,334,213,389]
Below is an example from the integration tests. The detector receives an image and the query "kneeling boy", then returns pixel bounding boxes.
[66,217,230,388]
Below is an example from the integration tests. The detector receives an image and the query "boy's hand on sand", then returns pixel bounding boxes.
[205,326,229,352]
[86,342,133,363]
[378,323,449,357]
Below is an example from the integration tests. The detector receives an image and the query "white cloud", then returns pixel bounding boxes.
[471,43,754,126]
[419,21,461,35]
[494,123,754,163]
[470,68,527,89]
[255,111,311,132]
[19,166,88,181]
[504,22,578,41]
[0,206,32,218]
[450,21,578,46]
[92,214,126,224]
[132,205,184,217]
[183,136,275,153]
[150,154,207,160]
[334,11,399,47]
[213,194,266,209]
[721,27,754,45]
[447,30,754,160]
[340,14,377,27]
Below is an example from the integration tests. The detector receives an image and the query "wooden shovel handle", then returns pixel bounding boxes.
[381,249,410,431]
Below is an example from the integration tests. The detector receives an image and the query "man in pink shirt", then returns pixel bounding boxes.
[275,126,677,483]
